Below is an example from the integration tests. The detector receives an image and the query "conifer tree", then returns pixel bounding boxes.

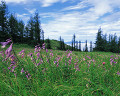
[62,39,65,50]
[0,1,9,41]
[73,34,76,51]
[41,29,44,44]
[47,38,51,49]
[59,36,62,50]
[34,11,41,44]
[90,41,92,52]
[18,20,24,43]
[76,41,78,51]
[94,28,104,51]
[72,40,73,51]
[118,37,120,53]
[8,14,19,42]
[85,40,88,52]
[27,16,34,42]
[79,41,81,51]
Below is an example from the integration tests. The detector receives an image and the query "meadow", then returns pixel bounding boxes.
[0,42,120,96]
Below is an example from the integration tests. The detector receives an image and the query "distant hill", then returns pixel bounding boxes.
[44,39,72,50]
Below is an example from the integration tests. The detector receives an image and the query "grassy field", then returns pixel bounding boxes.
[0,44,120,96]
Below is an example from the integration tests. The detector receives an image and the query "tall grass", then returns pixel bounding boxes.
[0,43,120,96]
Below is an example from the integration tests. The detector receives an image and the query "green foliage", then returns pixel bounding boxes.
[8,14,19,43]
[0,44,120,96]
[0,1,9,41]
[94,28,120,53]
[46,38,51,49]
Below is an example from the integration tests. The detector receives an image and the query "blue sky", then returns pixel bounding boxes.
[4,0,120,49]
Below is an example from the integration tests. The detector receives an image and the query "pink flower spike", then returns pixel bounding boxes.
[0,38,11,48]
[5,43,13,55]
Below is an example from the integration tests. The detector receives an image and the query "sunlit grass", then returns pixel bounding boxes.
[0,44,120,96]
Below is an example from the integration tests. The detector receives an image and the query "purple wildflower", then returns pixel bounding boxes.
[14,73,16,77]
[87,56,90,59]
[36,52,40,60]
[37,62,41,66]
[11,66,16,72]
[19,49,25,55]
[21,68,24,74]
[42,43,45,49]
[8,67,11,70]
[117,71,120,75]
[54,61,56,64]
[9,54,16,61]
[28,53,33,57]
[46,49,48,52]
[56,62,59,67]
[0,51,3,54]
[0,38,11,48]
[25,72,31,79]
[76,65,80,72]
[5,43,13,60]
[34,45,41,52]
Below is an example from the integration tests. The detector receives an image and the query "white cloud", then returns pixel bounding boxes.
[39,0,70,7]
[16,13,29,24]
[5,0,69,7]
[25,8,36,14]
[41,11,100,43]
[62,1,88,11]
[5,0,27,4]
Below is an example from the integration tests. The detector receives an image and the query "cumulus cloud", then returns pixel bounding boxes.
[42,11,100,43]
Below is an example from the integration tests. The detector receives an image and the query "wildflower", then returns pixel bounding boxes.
[67,53,70,58]
[0,51,3,54]
[25,72,31,79]
[37,62,41,66]
[46,49,48,52]
[19,49,25,55]
[87,56,90,59]
[83,58,85,61]
[28,53,33,57]
[34,45,41,52]
[11,66,16,72]
[50,52,53,56]
[14,73,16,77]
[0,38,11,48]
[5,43,13,60]
[102,62,105,65]
[117,71,120,75]
[54,61,56,64]
[36,52,40,59]
[8,67,11,70]
[9,54,16,61]
[56,62,59,67]
[21,68,24,74]
[42,43,45,49]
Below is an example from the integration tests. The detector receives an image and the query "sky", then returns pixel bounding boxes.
[3,0,120,50]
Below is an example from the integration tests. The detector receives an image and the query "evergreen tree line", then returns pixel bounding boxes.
[0,1,44,46]
[71,34,92,52]
[94,28,120,53]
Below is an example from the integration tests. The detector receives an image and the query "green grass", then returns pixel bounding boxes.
[0,44,120,96]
